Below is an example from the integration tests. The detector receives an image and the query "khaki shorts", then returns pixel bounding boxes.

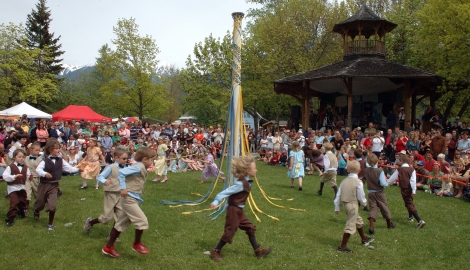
[114,196,148,232]
[98,192,122,224]
[343,201,363,235]
[321,170,337,187]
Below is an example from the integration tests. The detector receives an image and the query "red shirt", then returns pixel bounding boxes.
[395,137,408,152]
[414,153,425,162]
[424,159,436,172]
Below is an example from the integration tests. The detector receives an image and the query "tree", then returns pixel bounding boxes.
[94,18,170,119]
[25,0,64,76]
[180,34,232,125]
[0,23,57,108]
[159,65,183,122]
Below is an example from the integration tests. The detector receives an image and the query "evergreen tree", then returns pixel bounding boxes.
[25,0,64,76]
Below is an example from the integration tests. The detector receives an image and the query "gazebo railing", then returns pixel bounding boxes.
[344,39,385,56]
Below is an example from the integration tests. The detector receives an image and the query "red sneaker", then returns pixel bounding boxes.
[102,245,121,258]
[132,242,150,254]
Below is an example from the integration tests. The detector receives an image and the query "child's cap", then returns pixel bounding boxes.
[417,161,424,166]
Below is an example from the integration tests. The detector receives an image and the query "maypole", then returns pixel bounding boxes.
[160,12,306,220]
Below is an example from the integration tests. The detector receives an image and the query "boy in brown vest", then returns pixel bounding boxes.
[34,139,80,231]
[334,160,374,253]
[364,154,395,235]
[102,147,156,258]
[3,149,31,226]
[24,142,42,215]
[209,155,273,262]
[84,148,127,234]
[387,153,426,228]
[317,142,338,197]
[354,148,369,211]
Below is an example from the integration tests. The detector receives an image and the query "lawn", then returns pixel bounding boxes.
[0,161,467,270]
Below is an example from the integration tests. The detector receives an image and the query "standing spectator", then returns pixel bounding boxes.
[430,129,447,160]
[406,131,420,154]
[398,107,405,130]
[364,122,376,135]
[446,132,457,162]
[129,121,141,142]
[404,121,413,135]
[413,119,421,131]
[386,110,396,129]
[35,122,49,147]
[393,131,408,153]
[118,122,130,144]
[356,127,364,144]
[371,131,384,158]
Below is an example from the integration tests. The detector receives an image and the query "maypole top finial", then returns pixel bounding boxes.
[231,12,245,19]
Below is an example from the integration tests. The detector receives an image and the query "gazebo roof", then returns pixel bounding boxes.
[274,57,440,96]
[333,4,397,38]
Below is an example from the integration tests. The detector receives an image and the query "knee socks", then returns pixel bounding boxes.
[134,229,143,245]
[107,228,121,248]
[215,239,227,250]
[248,235,259,250]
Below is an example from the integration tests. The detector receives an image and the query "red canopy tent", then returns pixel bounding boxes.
[52,105,112,122]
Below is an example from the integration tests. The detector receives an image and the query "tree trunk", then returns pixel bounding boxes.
[457,98,470,118]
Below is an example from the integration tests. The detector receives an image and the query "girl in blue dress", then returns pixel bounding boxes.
[288,141,305,190]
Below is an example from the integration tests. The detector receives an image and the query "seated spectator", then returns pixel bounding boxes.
[279,148,288,166]
[270,149,280,166]
[425,162,443,194]
[437,153,450,174]
[414,160,429,190]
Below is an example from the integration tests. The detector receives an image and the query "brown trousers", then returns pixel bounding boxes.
[400,188,416,213]
[221,205,256,244]
[368,191,392,221]
[34,182,59,213]
[7,190,28,219]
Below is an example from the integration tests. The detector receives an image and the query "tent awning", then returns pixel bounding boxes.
[52,105,111,122]
[0,102,51,119]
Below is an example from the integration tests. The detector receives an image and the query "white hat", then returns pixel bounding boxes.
[54,121,60,125]
[356,127,361,131]
[399,150,407,155]
[400,107,404,110]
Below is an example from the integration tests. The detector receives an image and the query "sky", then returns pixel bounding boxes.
[2,0,258,68]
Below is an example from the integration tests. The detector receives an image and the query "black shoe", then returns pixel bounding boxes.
[18,212,25,219]
[368,228,375,235]
[298,186,302,191]
[337,246,353,253]
[5,219,14,227]
[79,186,88,190]
[363,207,369,212]
[362,237,374,246]
[34,211,40,220]
[388,222,396,229]
[317,190,322,196]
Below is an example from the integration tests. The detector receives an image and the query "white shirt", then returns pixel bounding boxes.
[323,151,337,171]
[334,173,367,212]
[36,156,79,181]
[372,136,385,152]
[2,162,31,195]
[387,163,417,194]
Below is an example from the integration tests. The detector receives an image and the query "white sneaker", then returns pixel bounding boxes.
[84,217,92,233]
[416,220,426,229]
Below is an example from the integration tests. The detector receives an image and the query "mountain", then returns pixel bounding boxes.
[58,61,175,80]
[58,64,95,79]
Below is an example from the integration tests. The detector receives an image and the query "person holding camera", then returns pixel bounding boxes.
[371,131,385,158]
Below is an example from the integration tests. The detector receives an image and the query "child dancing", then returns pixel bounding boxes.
[334,160,374,252]
[209,155,273,262]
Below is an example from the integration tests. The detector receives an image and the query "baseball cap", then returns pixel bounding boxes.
[399,150,407,155]
[417,161,424,166]
[357,127,361,131]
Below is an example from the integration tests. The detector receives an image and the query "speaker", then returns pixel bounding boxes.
[291,106,301,119]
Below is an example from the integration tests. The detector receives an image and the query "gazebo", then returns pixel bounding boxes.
[274,5,440,130]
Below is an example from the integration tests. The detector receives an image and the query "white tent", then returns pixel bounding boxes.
[0,102,51,119]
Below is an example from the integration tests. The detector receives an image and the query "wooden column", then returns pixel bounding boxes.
[411,92,417,124]
[346,77,353,129]
[303,80,310,129]
[404,79,411,122]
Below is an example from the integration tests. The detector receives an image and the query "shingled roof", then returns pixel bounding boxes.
[275,57,438,83]
[333,4,397,37]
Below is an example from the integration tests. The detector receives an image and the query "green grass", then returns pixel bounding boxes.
[0,161,467,269]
